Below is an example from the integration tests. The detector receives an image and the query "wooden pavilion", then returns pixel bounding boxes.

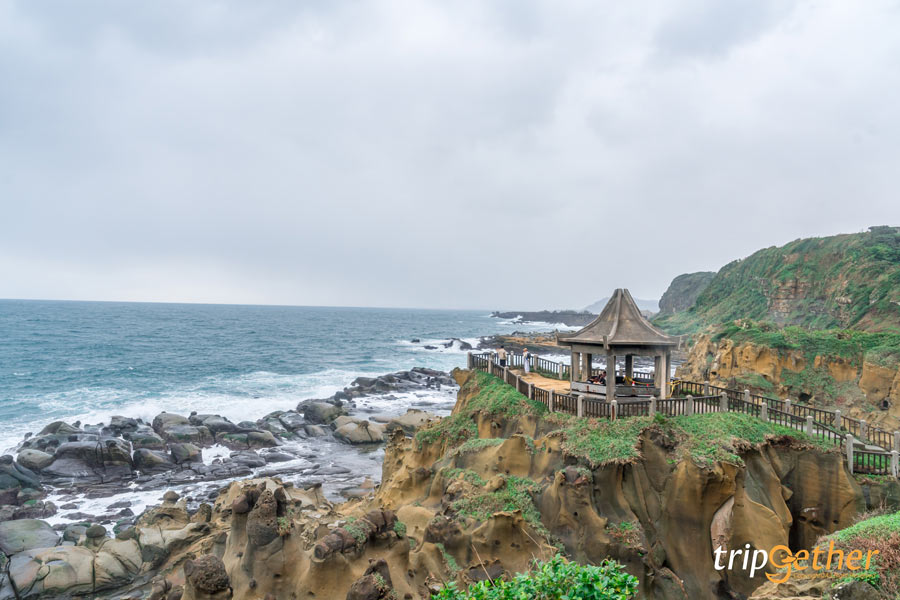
[557,288,678,399]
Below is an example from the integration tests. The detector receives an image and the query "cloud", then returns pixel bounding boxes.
[1,0,899,309]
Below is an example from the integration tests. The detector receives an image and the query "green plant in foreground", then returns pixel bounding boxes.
[393,520,407,537]
[432,554,638,600]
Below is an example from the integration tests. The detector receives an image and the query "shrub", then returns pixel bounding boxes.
[431,554,638,600]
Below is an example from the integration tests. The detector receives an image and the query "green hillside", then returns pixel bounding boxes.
[654,226,900,335]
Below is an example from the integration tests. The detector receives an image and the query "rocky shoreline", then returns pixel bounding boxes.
[0,368,456,533]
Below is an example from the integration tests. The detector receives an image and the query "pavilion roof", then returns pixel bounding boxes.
[557,289,678,348]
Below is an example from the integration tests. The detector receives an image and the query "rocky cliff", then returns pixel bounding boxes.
[654,226,900,334]
[657,272,715,316]
[2,369,897,600]
[677,329,900,431]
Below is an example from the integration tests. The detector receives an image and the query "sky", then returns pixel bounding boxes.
[1,0,899,311]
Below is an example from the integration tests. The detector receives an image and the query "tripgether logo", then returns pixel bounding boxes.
[713,542,879,583]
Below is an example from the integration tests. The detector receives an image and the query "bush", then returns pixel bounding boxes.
[432,554,638,600]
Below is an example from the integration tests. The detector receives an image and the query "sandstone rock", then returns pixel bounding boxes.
[8,545,94,597]
[346,559,394,600]
[126,426,168,450]
[183,554,231,599]
[246,489,279,547]
[0,519,59,554]
[277,411,306,432]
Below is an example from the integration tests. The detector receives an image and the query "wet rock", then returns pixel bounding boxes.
[134,449,177,473]
[16,449,54,471]
[105,415,140,435]
[0,519,60,554]
[229,451,265,469]
[171,443,203,465]
[154,413,211,445]
[125,426,168,450]
[7,545,95,597]
[303,424,328,437]
[277,411,306,432]
[299,400,346,425]
[190,414,237,435]
[246,489,279,547]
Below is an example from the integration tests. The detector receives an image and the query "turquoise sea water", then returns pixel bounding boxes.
[0,300,560,453]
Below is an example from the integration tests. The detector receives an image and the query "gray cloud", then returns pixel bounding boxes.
[1,0,899,310]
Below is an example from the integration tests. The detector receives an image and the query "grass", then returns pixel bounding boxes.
[450,475,547,535]
[441,468,487,487]
[820,510,900,596]
[555,412,833,467]
[415,371,546,450]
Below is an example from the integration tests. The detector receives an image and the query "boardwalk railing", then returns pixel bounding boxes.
[467,352,900,480]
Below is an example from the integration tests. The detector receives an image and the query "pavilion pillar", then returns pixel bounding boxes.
[625,355,634,380]
[659,352,670,399]
[606,352,616,400]
[571,351,580,381]
[653,355,662,389]
[584,353,592,379]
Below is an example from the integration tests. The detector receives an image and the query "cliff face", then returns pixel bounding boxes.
[654,226,900,334]
[657,272,715,316]
[678,333,900,430]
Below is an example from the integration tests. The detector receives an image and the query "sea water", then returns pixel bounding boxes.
[0,300,570,454]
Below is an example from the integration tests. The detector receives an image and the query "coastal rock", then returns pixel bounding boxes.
[0,519,59,554]
[170,443,203,465]
[190,414,238,435]
[16,449,54,472]
[153,412,212,445]
[334,420,386,444]
[385,409,436,436]
[183,554,232,599]
[299,401,346,425]
[346,559,394,600]
[134,448,177,473]
[124,425,167,450]
[41,439,134,482]
[7,545,95,597]
[277,411,306,432]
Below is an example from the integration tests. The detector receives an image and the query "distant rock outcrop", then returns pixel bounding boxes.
[657,272,715,316]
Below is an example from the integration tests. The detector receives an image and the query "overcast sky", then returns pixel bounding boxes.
[1,1,899,310]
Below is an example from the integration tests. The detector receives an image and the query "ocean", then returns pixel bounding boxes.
[0,299,567,455]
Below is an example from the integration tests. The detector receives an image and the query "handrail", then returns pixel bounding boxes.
[467,352,900,480]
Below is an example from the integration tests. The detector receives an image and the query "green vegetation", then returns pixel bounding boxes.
[820,510,900,596]
[450,476,548,536]
[432,554,638,600]
[435,542,461,575]
[441,468,487,487]
[393,520,407,538]
[450,437,504,456]
[556,412,832,467]
[415,371,546,449]
[653,227,900,334]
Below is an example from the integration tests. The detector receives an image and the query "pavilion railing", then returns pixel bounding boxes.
[466,351,900,480]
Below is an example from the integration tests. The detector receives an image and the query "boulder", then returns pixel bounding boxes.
[334,420,385,444]
[37,421,81,436]
[134,449,176,473]
[125,426,167,450]
[0,519,59,554]
[277,411,306,432]
[16,449,54,472]
[299,401,346,424]
[303,424,328,437]
[42,439,133,481]
[183,554,231,600]
[347,559,394,600]
[8,545,95,597]
[170,443,203,465]
[104,415,139,435]
[385,409,436,436]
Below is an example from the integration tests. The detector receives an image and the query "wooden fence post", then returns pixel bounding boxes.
[686,395,694,416]
[894,431,900,452]
[549,390,555,413]
[805,416,814,436]
[860,420,868,442]
[467,352,473,369]
[760,402,768,422]
[720,392,728,412]
[833,409,842,429]
[558,362,565,379]
[784,399,792,415]
[649,396,657,417]
[892,450,899,478]
[577,395,585,418]
[610,399,618,421]
[528,383,534,400]
[846,434,855,474]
